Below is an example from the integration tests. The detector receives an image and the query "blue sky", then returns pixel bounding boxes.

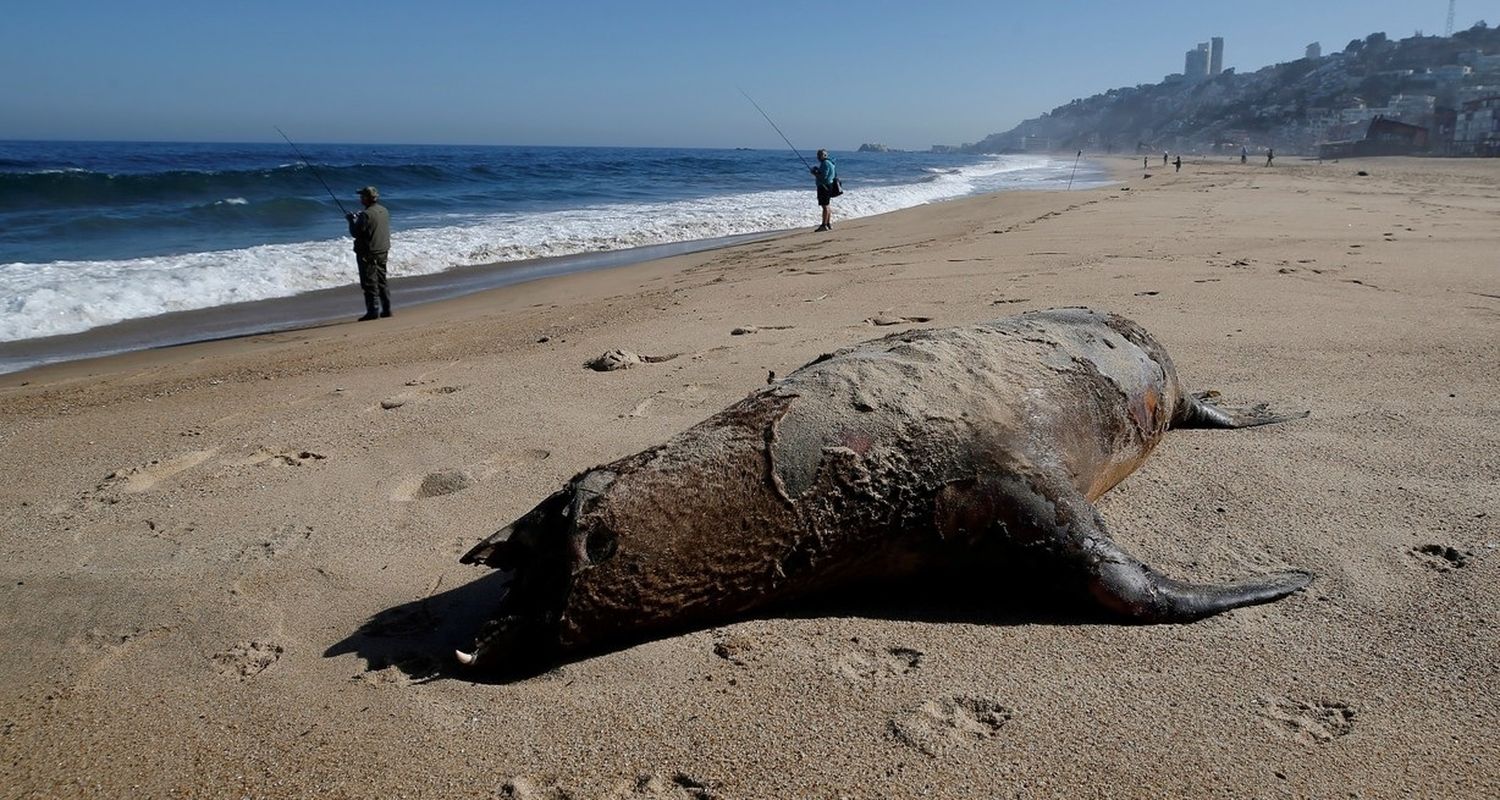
[0,1,1483,149]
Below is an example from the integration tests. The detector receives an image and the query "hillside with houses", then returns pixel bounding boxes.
[960,23,1500,158]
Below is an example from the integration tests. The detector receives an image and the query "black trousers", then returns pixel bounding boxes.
[357,251,390,313]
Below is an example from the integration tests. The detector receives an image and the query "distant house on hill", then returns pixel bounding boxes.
[1318,117,1430,159]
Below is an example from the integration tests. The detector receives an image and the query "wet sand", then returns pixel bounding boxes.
[1,156,1496,798]
[0,231,777,375]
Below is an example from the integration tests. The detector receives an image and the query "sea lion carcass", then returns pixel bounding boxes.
[456,307,1311,667]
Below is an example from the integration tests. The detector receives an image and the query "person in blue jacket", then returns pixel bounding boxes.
[810,149,836,232]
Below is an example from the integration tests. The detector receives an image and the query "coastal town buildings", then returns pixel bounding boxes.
[1454,95,1500,154]
[1185,42,1211,82]
[967,24,1500,158]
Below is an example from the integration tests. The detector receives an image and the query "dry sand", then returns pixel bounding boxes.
[1,156,1495,798]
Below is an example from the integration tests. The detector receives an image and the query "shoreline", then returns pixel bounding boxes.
[0,229,782,376]
[2,147,1113,371]
[2,156,1494,797]
[0,156,1115,376]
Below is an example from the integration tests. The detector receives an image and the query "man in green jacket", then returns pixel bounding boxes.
[347,185,391,320]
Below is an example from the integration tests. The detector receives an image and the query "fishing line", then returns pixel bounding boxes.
[739,89,813,170]
[275,126,351,216]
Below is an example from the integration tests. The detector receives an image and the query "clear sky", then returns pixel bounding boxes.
[0,1,1486,149]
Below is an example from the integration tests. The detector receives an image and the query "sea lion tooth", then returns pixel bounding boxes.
[454,649,477,665]
[454,307,1314,669]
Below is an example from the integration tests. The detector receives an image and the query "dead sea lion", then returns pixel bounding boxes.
[456,308,1312,667]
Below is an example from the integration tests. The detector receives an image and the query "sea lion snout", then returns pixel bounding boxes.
[455,470,618,666]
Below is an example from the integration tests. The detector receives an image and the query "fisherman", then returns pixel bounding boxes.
[810,149,836,232]
[347,186,391,321]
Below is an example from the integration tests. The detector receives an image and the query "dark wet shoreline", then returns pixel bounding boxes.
[0,229,780,375]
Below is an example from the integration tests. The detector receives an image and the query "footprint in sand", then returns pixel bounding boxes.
[1408,544,1474,572]
[1256,696,1355,745]
[390,468,476,502]
[416,469,475,498]
[391,450,549,501]
[234,448,327,468]
[379,384,462,410]
[500,773,714,800]
[212,640,284,679]
[888,695,1013,757]
[81,624,174,658]
[836,638,924,683]
[94,449,219,496]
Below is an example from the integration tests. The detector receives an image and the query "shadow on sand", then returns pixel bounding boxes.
[324,564,1110,685]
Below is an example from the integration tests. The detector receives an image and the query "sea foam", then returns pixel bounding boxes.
[0,155,1106,343]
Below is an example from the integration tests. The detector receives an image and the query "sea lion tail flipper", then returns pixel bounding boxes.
[1091,554,1313,622]
[999,473,1312,622]
[1172,390,1310,429]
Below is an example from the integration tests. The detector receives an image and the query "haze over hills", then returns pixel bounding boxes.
[955,22,1500,156]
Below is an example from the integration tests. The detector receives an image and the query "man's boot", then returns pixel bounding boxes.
[378,288,392,318]
[358,295,379,322]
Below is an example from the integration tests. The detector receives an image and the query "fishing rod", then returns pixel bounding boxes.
[1067,150,1081,190]
[739,89,813,171]
[275,126,350,217]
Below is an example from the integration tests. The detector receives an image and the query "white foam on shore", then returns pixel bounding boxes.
[0,155,1108,343]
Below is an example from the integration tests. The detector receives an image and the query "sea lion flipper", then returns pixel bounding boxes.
[1089,556,1314,622]
[1172,390,1310,429]
[999,472,1312,622]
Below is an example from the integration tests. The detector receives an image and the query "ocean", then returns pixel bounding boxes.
[0,140,1109,371]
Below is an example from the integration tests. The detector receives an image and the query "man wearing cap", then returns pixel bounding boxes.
[347,186,391,320]
[809,149,836,232]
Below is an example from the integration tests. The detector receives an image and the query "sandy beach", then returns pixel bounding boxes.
[1,156,1495,798]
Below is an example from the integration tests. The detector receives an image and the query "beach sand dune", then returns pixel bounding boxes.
[1,157,1495,798]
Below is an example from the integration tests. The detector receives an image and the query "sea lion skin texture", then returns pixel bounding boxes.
[458,308,1311,666]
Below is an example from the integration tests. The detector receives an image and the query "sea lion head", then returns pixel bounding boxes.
[455,469,619,668]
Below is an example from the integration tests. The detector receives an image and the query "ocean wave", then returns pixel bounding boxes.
[0,155,1108,343]
[0,162,482,212]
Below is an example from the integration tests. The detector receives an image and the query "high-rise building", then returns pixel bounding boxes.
[1306,42,1322,59]
[1210,37,1224,75]
[1185,42,1210,81]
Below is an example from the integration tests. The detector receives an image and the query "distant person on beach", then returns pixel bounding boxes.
[1174,155,1182,172]
[1241,146,1248,164]
[1266,148,1275,167]
[1163,151,1169,166]
[1143,156,1149,169]
[811,149,836,232]
[347,186,392,321]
